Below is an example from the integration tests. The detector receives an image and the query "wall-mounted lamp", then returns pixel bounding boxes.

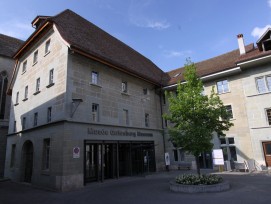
[71,98,83,117]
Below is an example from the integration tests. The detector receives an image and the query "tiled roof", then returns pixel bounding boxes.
[47,9,168,85]
[0,34,24,58]
[167,43,255,85]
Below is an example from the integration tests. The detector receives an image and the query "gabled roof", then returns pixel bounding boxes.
[0,34,24,58]
[15,9,168,85]
[167,44,254,85]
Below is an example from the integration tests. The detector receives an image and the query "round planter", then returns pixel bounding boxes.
[169,180,230,193]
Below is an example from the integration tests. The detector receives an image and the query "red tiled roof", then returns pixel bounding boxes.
[0,34,24,58]
[167,43,255,85]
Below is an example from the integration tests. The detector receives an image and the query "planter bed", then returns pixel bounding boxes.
[169,180,230,193]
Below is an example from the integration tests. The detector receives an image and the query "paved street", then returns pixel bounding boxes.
[1,170,271,204]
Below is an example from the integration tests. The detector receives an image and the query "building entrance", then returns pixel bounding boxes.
[263,142,271,167]
[198,151,213,169]
[22,141,33,183]
[84,141,155,183]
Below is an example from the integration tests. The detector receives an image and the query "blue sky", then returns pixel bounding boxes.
[0,0,270,72]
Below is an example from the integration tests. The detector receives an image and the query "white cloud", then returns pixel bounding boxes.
[128,0,170,30]
[251,25,271,39]
[146,20,170,30]
[163,50,192,58]
[268,0,271,8]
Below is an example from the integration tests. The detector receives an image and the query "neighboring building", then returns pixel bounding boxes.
[5,10,167,191]
[0,34,23,178]
[164,32,271,171]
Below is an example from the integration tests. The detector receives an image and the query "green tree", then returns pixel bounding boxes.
[163,60,233,176]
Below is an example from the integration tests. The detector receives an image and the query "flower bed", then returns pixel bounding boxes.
[170,174,230,193]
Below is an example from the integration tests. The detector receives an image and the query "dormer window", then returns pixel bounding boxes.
[262,39,271,51]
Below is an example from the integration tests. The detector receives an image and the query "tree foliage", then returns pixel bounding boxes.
[163,60,233,175]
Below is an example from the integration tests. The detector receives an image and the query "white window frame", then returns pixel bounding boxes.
[122,81,127,93]
[42,138,50,170]
[92,103,99,122]
[220,137,237,161]
[33,112,38,127]
[266,108,271,126]
[22,117,26,130]
[224,105,233,119]
[91,71,98,85]
[123,109,129,125]
[36,78,40,92]
[145,113,150,127]
[47,107,52,123]
[33,50,38,64]
[45,39,51,54]
[22,61,27,73]
[15,91,19,104]
[24,86,28,100]
[49,69,54,85]
[256,75,271,93]
[216,79,230,94]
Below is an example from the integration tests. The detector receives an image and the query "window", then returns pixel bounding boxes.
[49,69,54,85]
[33,50,38,64]
[164,119,168,128]
[256,76,271,93]
[123,109,129,125]
[92,103,99,122]
[15,91,19,105]
[22,61,27,73]
[24,86,28,100]
[36,78,40,93]
[266,109,271,125]
[0,71,8,118]
[13,121,16,133]
[91,71,98,85]
[121,81,127,93]
[220,137,237,161]
[42,139,50,170]
[22,117,26,130]
[216,80,229,94]
[10,144,16,168]
[225,105,233,119]
[143,88,148,95]
[173,149,178,161]
[33,112,38,127]
[47,107,52,123]
[45,40,50,54]
[179,149,185,161]
[145,113,149,127]
[162,93,166,104]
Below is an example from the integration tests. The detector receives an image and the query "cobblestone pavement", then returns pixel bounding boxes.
[1,170,271,204]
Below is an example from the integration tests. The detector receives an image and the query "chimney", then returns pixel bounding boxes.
[237,34,246,55]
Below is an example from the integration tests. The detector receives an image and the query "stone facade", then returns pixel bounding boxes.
[5,25,165,191]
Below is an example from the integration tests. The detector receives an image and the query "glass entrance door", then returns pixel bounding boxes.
[84,141,156,184]
[85,144,99,182]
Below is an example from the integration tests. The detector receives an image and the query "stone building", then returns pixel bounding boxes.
[4,10,168,191]
[0,34,23,177]
[164,32,271,171]
[4,9,271,191]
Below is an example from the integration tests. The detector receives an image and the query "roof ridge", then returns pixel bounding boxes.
[167,43,254,74]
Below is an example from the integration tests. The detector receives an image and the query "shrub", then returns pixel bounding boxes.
[176,174,223,185]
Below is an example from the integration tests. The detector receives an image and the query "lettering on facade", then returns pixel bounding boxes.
[87,128,153,137]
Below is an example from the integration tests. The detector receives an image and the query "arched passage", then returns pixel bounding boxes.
[21,140,34,183]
